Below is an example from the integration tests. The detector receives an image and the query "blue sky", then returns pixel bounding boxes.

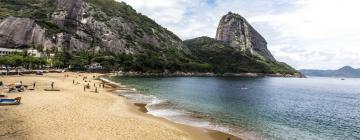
[119,0,360,70]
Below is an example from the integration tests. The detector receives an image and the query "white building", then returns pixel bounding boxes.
[0,48,24,56]
[27,49,41,57]
[88,63,104,70]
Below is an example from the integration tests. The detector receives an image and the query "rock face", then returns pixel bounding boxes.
[184,36,299,74]
[0,17,49,48]
[215,12,275,61]
[0,0,188,55]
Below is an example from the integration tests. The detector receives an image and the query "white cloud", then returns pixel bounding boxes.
[119,0,360,70]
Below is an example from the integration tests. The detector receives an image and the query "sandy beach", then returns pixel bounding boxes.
[0,72,240,140]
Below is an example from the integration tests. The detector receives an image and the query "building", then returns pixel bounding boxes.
[27,49,41,57]
[87,63,104,70]
[0,48,24,56]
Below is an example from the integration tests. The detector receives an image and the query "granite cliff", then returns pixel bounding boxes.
[0,0,189,55]
[215,12,275,61]
[184,12,300,75]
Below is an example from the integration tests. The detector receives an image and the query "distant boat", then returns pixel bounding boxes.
[241,85,248,90]
[0,97,21,106]
[341,78,345,80]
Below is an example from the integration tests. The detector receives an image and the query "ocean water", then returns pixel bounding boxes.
[110,76,360,140]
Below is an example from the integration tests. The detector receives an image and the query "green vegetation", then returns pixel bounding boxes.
[0,53,47,69]
[0,0,54,19]
[0,0,61,36]
[184,37,298,74]
[86,0,181,40]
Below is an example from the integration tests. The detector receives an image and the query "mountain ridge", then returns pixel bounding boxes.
[300,66,360,78]
[0,0,301,76]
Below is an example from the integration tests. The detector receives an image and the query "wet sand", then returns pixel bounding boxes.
[0,72,241,140]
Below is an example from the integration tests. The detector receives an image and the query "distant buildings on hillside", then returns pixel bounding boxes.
[0,48,44,58]
[27,49,41,57]
[0,48,23,56]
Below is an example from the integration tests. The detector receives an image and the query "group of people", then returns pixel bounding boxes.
[71,74,106,94]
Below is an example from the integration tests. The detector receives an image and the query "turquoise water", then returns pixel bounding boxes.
[110,77,360,140]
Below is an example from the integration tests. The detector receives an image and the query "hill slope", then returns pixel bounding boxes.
[0,0,198,72]
[184,36,299,74]
[300,66,360,78]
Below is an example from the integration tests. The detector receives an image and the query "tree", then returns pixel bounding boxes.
[0,56,10,75]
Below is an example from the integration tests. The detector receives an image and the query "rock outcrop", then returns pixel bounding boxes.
[215,12,275,61]
[0,0,188,55]
[0,17,48,48]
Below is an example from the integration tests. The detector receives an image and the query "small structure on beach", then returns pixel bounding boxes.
[87,63,103,69]
[86,63,106,72]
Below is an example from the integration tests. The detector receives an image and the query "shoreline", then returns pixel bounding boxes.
[115,71,305,78]
[100,75,242,140]
[0,72,241,140]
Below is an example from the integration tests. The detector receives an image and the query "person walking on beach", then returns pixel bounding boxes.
[33,82,36,88]
[84,85,86,92]
[51,82,54,89]
[73,80,75,84]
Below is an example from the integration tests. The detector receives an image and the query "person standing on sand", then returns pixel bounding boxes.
[73,80,75,84]
[51,82,54,89]
[33,82,36,88]
[84,85,86,92]
[95,87,98,93]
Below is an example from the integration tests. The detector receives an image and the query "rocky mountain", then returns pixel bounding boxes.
[184,13,300,75]
[300,66,360,78]
[215,12,275,61]
[184,37,299,74]
[0,0,301,76]
[0,0,190,59]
